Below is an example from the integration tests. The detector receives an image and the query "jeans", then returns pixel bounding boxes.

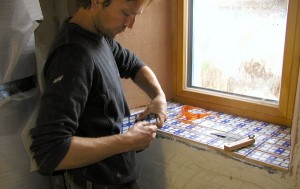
[64,172,141,189]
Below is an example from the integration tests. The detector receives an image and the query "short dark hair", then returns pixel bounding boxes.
[75,0,104,9]
[76,0,153,9]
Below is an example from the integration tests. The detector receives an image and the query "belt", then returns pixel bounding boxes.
[0,75,37,99]
[65,172,139,189]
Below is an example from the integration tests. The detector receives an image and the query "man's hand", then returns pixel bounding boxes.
[137,94,167,128]
[123,121,157,151]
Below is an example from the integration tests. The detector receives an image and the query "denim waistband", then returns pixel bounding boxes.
[64,172,140,189]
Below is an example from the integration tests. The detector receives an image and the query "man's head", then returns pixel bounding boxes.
[73,0,153,38]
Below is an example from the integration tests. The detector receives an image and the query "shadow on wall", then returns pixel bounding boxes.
[136,139,167,189]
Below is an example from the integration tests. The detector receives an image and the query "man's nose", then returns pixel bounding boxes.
[124,15,136,29]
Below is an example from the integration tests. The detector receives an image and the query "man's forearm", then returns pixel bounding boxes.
[133,66,167,127]
[55,135,129,170]
[55,120,158,171]
[134,66,166,100]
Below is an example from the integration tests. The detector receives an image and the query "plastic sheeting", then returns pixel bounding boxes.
[0,0,41,83]
[0,0,52,188]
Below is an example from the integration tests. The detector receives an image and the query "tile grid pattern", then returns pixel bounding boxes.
[122,102,291,171]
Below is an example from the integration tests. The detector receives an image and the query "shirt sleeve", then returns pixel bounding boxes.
[106,38,146,80]
[30,43,94,175]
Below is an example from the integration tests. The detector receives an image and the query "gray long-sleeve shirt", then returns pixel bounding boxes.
[30,19,145,185]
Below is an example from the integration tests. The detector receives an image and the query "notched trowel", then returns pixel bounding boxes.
[211,132,255,151]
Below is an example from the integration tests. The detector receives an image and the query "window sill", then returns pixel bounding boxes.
[124,101,291,172]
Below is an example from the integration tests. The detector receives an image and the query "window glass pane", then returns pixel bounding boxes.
[189,0,289,103]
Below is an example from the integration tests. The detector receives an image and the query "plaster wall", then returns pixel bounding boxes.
[116,0,173,108]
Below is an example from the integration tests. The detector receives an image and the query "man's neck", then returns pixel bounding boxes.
[70,8,96,34]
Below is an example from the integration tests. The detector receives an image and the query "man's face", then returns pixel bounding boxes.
[94,0,145,38]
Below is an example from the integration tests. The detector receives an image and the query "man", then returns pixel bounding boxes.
[30,0,167,188]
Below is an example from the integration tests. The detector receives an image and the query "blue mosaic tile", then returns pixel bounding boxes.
[236,122,249,128]
[208,138,226,149]
[278,125,289,130]
[187,133,201,140]
[185,125,196,130]
[198,120,217,128]
[217,118,233,124]
[167,102,183,108]
[258,122,284,132]
[247,126,276,135]
[167,112,180,118]
[271,131,291,140]
[266,138,291,148]
[192,126,214,136]
[170,120,181,125]
[192,135,216,145]
[257,143,290,158]
[234,147,254,157]
[247,150,289,170]
[203,115,219,121]
[121,113,159,133]
[167,105,183,113]
[212,124,236,133]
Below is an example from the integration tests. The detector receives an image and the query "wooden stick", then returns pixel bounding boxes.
[224,137,255,151]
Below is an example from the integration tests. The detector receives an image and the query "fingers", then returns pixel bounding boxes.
[143,122,158,134]
[136,108,150,121]
[134,121,157,134]
[137,114,167,128]
[156,113,167,128]
[127,121,157,151]
[137,98,167,127]
[136,106,167,128]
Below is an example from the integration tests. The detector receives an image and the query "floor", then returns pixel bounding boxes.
[122,101,291,172]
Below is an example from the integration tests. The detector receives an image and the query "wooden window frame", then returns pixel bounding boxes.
[172,0,300,126]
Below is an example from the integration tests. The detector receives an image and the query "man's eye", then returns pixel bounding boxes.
[123,11,130,17]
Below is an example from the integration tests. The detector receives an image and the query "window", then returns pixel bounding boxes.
[173,0,300,126]
[188,0,287,102]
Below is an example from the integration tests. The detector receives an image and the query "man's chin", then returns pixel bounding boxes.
[103,35,114,39]
[112,34,119,38]
[104,32,118,39]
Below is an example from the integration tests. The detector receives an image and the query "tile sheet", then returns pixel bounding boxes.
[122,102,291,171]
